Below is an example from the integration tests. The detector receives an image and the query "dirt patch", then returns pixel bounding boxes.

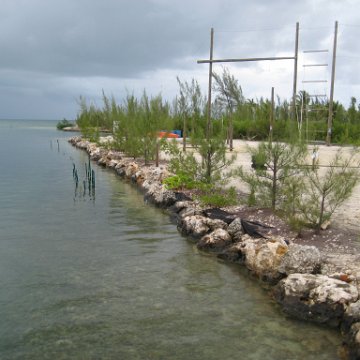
[225,205,360,254]
[222,203,360,279]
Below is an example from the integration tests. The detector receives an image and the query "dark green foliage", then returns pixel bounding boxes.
[163,139,200,183]
[213,68,245,150]
[298,149,360,233]
[163,174,197,190]
[198,186,238,207]
[176,77,205,146]
[56,118,74,130]
[238,140,307,210]
[196,134,236,183]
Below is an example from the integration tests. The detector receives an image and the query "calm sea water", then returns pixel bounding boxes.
[0,119,342,359]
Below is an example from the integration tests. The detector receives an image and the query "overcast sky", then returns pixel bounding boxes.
[0,0,359,120]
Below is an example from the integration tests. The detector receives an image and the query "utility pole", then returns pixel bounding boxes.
[198,25,298,139]
[292,22,299,121]
[206,28,214,141]
[270,87,275,142]
[326,21,338,146]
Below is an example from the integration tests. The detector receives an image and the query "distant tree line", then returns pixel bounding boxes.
[75,70,360,147]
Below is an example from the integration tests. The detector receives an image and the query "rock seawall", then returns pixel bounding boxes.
[69,136,360,359]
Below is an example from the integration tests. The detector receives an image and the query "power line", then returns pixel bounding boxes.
[341,23,360,28]
[216,26,285,33]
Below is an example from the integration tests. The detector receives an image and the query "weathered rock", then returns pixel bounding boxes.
[106,150,122,160]
[115,166,126,177]
[178,206,201,219]
[174,192,193,202]
[167,201,202,224]
[278,244,322,276]
[274,273,359,326]
[132,170,145,185]
[178,215,210,238]
[168,201,194,214]
[197,229,232,251]
[98,135,114,144]
[107,159,119,169]
[178,215,227,239]
[97,155,108,166]
[217,242,245,263]
[227,218,244,241]
[76,139,90,150]
[144,183,177,207]
[125,162,139,177]
[342,301,360,334]
[321,219,331,230]
[89,147,103,161]
[345,322,360,360]
[241,236,289,283]
[146,167,170,183]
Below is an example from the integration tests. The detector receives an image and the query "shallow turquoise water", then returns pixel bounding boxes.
[0,120,342,359]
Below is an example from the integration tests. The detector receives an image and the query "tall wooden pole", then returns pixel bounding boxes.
[292,22,299,121]
[270,87,275,143]
[326,21,338,146]
[206,28,214,140]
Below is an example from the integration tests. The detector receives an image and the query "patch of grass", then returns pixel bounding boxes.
[163,174,197,190]
[198,187,238,207]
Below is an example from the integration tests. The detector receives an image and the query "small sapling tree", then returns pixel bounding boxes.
[213,68,244,151]
[299,149,360,233]
[238,140,307,210]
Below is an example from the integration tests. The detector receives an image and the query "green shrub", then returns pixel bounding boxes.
[56,119,74,130]
[198,187,238,207]
[163,173,197,190]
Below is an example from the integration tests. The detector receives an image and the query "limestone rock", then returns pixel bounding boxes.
[217,242,245,263]
[227,218,244,241]
[144,183,177,207]
[169,201,194,214]
[178,215,227,239]
[125,162,139,177]
[241,237,289,283]
[89,147,102,161]
[342,301,360,334]
[97,155,108,166]
[132,170,145,185]
[278,244,322,275]
[147,167,170,183]
[344,322,360,360]
[197,229,232,251]
[107,159,119,169]
[98,135,114,144]
[106,150,122,160]
[115,165,126,177]
[178,206,200,219]
[274,273,359,326]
